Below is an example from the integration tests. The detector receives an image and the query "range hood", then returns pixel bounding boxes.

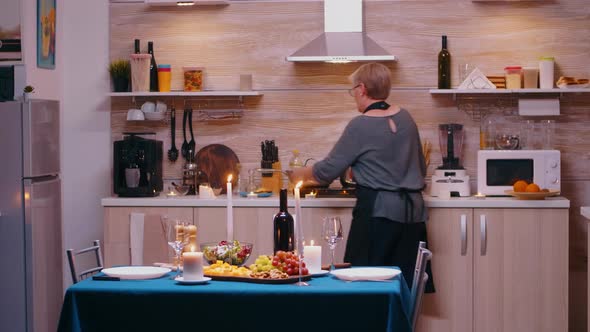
[286,0,396,63]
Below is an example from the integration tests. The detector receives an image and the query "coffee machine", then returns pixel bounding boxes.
[430,124,471,197]
[114,132,163,197]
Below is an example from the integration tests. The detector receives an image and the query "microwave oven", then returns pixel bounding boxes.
[477,150,560,196]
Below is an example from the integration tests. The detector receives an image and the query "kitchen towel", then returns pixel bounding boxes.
[130,213,145,266]
[142,214,168,265]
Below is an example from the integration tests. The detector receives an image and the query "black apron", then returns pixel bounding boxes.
[344,185,435,293]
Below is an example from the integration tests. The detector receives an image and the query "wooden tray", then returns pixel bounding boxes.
[205,274,312,284]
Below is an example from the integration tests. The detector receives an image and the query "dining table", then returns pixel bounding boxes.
[57,267,412,332]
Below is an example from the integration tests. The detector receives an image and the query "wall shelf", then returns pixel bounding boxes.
[108,90,262,97]
[430,88,590,118]
[429,88,590,96]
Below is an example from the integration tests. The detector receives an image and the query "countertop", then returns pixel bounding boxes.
[102,195,570,209]
[581,206,590,219]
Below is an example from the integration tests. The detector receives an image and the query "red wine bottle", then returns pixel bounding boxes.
[273,189,294,254]
[438,35,451,89]
[147,41,159,92]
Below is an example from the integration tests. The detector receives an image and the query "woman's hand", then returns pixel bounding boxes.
[286,167,320,186]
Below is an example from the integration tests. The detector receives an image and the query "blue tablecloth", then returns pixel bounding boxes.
[58,268,412,332]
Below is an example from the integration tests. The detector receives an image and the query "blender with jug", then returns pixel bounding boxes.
[430,124,471,197]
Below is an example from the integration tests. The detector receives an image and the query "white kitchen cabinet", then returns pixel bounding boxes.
[104,206,353,267]
[103,207,194,267]
[418,208,568,332]
[193,206,352,265]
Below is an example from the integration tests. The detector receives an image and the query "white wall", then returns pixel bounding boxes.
[59,0,110,288]
[21,0,111,288]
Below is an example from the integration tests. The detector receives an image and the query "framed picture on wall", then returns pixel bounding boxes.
[0,0,22,62]
[37,0,56,69]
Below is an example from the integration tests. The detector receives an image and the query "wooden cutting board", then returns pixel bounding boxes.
[195,144,240,194]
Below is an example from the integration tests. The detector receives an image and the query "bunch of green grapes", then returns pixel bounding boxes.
[249,255,276,273]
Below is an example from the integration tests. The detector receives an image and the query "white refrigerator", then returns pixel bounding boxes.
[0,99,62,332]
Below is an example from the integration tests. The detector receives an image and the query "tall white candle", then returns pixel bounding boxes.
[304,240,321,273]
[227,174,233,241]
[294,181,304,256]
[182,250,204,281]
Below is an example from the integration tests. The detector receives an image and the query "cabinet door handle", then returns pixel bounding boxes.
[460,214,467,256]
[480,214,487,256]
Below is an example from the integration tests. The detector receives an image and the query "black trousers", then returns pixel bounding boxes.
[344,188,435,293]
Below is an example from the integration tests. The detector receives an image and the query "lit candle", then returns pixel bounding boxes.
[182,248,204,281]
[305,192,316,199]
[247,191,257,199]
[474,192,486,199]
[303,240,321,273]
[227,174,233,242]
[294,181,304,256]
[166,190,177,198]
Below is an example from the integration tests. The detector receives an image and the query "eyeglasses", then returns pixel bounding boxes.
[348,84,361,96]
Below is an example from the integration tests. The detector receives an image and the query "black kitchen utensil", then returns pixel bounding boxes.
[181,109,189,160]
[167,107,178,162]
[188,108,196,160]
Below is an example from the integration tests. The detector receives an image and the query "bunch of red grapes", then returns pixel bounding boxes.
[271,251,309,276]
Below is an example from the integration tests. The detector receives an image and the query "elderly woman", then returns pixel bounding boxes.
[288,63,434,292]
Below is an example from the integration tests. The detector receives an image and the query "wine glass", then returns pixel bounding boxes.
[161,216,188,279]
[322,216,343,271]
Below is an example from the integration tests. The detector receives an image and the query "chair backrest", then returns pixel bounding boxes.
[409,241,432,331]
[66,240,104,284]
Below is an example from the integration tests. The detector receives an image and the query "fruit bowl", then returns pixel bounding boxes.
[201,241,253,266]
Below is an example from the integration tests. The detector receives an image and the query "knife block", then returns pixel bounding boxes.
[260,161,283,195]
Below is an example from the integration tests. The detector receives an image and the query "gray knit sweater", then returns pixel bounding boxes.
[312,108,427,223]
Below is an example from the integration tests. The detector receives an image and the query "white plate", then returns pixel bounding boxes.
[330,268,401,281]
[101,266,171,280]
[310,270,330,277]
[175,276,211,285]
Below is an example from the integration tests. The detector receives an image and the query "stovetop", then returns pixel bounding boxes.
[300,187,356,198]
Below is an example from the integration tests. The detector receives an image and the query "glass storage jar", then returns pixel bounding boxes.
[183,67,204,91]
[504,66,522,89]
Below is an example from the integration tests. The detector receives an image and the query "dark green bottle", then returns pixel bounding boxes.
[148,41,159,92]
[273,189,294,254]
[438,35,451,89]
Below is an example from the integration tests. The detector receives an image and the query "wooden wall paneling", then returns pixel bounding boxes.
[110,1,590,90]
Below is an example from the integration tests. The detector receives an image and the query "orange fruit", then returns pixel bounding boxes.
[525,183,541,192]
[513,180,528,192]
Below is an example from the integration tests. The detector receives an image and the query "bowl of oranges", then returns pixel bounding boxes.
[505,180,560,200]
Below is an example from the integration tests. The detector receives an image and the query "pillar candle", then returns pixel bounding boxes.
[182,251,204,281]
[227,174,233,241]
[303,240,321,273]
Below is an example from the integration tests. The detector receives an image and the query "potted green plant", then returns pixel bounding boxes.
[108,59,130,92]
[23,85,35,101]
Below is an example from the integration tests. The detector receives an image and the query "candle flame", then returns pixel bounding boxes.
[227,174,233,182]
[190,245,195,252]
[311,240,314,246]
[295,181,303,189]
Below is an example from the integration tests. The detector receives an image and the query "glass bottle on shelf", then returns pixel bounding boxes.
[147,41,159,92]
[438,35,451,89]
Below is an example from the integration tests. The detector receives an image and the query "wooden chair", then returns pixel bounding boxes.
[66,240,104,284]
[409,241,432,331]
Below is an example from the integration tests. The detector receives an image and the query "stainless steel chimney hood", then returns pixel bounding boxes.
[286,0,396,63]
